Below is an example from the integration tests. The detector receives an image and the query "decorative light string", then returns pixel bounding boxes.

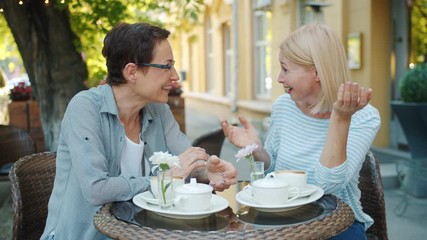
[0,0,67,13]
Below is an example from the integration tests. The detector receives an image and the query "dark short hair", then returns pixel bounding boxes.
[102,22,170,85]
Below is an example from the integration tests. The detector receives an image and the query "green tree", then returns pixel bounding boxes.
[0,0,201,150]
[410,0,427,63]
[0,12,22,79]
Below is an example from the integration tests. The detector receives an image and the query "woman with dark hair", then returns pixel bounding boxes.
[42,22,237,239]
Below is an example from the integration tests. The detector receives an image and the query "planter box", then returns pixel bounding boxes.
[392,101,427,198]
[391,101,427,158]
[7,101,28,130]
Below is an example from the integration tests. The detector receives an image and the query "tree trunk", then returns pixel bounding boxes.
[0,0,88,150]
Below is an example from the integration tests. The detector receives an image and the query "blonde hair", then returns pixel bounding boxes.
[279,23,351,113]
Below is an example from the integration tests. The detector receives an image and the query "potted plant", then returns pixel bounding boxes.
[9,81,33,101]
[391,63,427,158]
[391,63,427,198]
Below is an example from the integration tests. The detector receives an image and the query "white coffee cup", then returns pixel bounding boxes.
[273,170,308,189]
[244,173,300,205]
[174,178,213,212]
[150,175,185,199]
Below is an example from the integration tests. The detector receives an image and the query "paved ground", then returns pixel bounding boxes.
[0,108,426,239]
[383,189,427,240]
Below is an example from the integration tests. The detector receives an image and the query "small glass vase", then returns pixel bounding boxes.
[249,161,265,184]
[157,170,174,209]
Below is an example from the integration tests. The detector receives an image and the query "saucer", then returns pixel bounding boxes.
[290,184,320,198]
[139,191,159,205]
[236,185,324,212]
[133,194,229,220]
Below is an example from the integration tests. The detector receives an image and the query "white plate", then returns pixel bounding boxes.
[139,191,159,205]
[236,185,324,212]
[133,194,229,220]
[290,184,320,198]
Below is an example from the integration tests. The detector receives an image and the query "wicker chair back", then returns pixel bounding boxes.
[359,151,388,240]
[9,152,56,240]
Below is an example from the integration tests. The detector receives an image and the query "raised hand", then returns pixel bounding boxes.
[333,82,372,118]
[221,116,261,148]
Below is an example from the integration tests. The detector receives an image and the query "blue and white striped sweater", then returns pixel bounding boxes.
[264,93,381,229]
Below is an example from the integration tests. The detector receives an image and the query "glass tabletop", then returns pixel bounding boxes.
[110,194,339,232]
[96,194,355,239]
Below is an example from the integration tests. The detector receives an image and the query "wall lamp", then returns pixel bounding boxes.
[304,2,333,12]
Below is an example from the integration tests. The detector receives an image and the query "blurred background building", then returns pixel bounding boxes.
[171,0,425,163]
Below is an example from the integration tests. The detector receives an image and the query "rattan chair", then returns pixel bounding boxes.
[0,125,36,181]
[359,151,388,240]
[192,127,226,156]
[9,152,56,240]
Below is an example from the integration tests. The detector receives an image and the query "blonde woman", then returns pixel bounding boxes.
[222,23,380,239]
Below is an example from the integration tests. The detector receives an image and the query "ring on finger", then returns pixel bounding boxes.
[194,159,207,165]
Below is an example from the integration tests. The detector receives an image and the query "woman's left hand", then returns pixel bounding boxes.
[333,81,372,118]
[172,147,209,179]
[206,155,237,191]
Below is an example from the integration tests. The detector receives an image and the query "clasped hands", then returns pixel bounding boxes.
[172,147,237,192]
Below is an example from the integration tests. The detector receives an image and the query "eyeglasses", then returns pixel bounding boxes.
[141,61,175,70]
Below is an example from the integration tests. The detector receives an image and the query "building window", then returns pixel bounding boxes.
[206,17,215,94]
[253,9,272,99]
[223,24,232,97]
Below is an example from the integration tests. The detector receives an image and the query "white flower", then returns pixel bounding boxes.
[149,151,180,173]
[235,143,259,162]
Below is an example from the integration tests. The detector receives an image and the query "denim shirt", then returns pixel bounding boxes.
[41,85,191,239]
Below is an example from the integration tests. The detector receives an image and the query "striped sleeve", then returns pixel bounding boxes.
[263,94,380,229]
[314,104,381,193]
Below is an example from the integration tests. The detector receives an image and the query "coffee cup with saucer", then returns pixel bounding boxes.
[273,170,318,197]
[273,170,307,189]
[244,173,300,206]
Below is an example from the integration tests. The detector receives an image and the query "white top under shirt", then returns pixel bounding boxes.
[120,136,148,177]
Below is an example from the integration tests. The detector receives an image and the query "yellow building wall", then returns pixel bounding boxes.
[270,0,298,100]
[237,0,254,101]
[180,0,236,122]
[177,0,391,148]
[344,0,390,147]
[369,0,390,147]
[179,26,206,93]
[323,0,346,39]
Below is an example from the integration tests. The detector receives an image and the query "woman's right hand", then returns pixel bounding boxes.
[221,116,261,148]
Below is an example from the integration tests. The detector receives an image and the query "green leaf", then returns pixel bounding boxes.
[0,0,203,84]
[164,182,172,191]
